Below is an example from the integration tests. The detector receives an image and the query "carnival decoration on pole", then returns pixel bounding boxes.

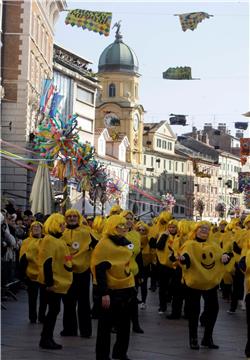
[161,193,176,212]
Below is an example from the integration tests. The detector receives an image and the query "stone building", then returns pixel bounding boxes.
[1,0,66,208]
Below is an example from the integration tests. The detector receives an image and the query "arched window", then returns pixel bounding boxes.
[109,83,116,97]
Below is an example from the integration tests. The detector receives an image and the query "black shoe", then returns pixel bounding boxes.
[189,338,200,350]
[39,339,62,350]
[60,330,77,336]
[201,338,219,349]
[132,326,144,334]
[113,356,131,360]
[80,333,92,338]
[166,314,180,320]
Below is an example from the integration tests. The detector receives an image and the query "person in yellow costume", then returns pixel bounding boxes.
[121,210,144,334]
[60,208,97,338]
[153,216,177,314]
[91,215,136,360]
[148,211,173,295]
[109,204,123,216]
[134,221,152,309]
[241,215,250,255]
[239,230,250,358]
[38,213,73,350]
[179,221,232,350]
[19,221,47,324]
[90,215,106,242]
[225,218,245,314]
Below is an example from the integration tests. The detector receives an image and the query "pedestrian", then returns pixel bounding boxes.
[19,221,47,323]
[61,208,97,338]
[179,221,232,350]
[91,214,136,360]
[38,213,73,350]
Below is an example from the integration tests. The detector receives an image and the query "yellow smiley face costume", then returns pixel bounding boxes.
[91,215,135,290]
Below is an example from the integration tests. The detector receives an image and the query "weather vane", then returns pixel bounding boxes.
[112,20,122,40]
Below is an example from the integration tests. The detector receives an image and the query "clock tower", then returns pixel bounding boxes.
[95,24,145,165]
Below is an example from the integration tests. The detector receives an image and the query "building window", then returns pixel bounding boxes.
[144,155,146,165]
[109,83,116,97]
[164,159,166,168]
[151,178,154,190]
[180,207,185,214]
[174,205,179,213]
[168,142,172,151]
[77,87,94,104]
[157,138,162,148]
[162,140,166,149]
[181,163,184,172]
[175,162,178,172]
[77,116,93,132]
[169,160,172,170]
[151,157,154,166]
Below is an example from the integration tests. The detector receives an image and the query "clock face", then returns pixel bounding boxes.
[133,114,139,132]
[104,113,120,128]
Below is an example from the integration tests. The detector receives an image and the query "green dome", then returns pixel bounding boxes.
[98,33,139,74]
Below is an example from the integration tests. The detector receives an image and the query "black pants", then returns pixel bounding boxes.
[96,287,135,360]
[186,286,219,342]
[230,264,244,311]
[140,265,150,303]
[62,270,92,337]
[245,293,250,355]
[26,279,47,323]
[158,264,174,312]
[170,267,185,317]
[40,291,62,342]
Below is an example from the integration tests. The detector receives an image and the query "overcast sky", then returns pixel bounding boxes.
[55,1,249,137]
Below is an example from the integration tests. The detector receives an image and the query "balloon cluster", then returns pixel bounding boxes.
[106,180,122,202]
[161,193,176,210]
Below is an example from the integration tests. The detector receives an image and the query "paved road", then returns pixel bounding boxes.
[1,288,247,360]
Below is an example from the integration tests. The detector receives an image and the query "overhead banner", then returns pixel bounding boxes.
[163,66,193,80]
[65,9,112,36]
[240,138,250,156]
[235,122,248,130]
[169,114,187,126]
[176,12,213,32]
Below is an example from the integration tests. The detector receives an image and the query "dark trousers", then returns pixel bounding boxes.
[158,264,174,311]
[230,264,244,311]
[62,270,92,337]
[186,286,219,341]
[96,288,135,360]
[40,291,62,341]
[26,279,47,322]
[140,265,150,303]
[170,267,185,317]
[245,293,250,355]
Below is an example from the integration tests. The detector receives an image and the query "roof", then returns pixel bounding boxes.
[98,34,139,74]
[177,136,219,162]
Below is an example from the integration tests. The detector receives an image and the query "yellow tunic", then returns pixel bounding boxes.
[20,236,42,281]
[62,227,92,273]
[126,230,141,276]
[38,234,73,294]
[180,239,225,290]
[91,236,135,290]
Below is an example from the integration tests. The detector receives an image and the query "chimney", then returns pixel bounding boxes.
[204,123,212,132]
[202,133,210,145]
[192,126,198,140]
[197,130,202,142]
[218,123,227,133]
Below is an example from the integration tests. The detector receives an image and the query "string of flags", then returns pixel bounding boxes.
[175,12,213,32]
[65,9,112,36]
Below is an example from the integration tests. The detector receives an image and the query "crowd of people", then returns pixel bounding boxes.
[1,200,250,359]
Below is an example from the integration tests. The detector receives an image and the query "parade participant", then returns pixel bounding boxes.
[61,208,96,338]
[91,215,136,360]
[38,213,73,350]
[19,221,47,324]
[134,221,152,309]
[179,221,232,350]
[90,215,105,242]
[121,210,143,334]
[109,204,123,216]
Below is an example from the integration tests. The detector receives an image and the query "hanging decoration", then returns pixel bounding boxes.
[106,180,122,203]
[175,12,213,32]
[132,171,142,188]
[192,159,211,178]
[169,114,187,126]
[163,66,193,80]
[234,122,248,130]
[238,172,250,209]
[242,111,250,117]
[65,9,112,36]
[39,79,55,113]
[240,138,250,156]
